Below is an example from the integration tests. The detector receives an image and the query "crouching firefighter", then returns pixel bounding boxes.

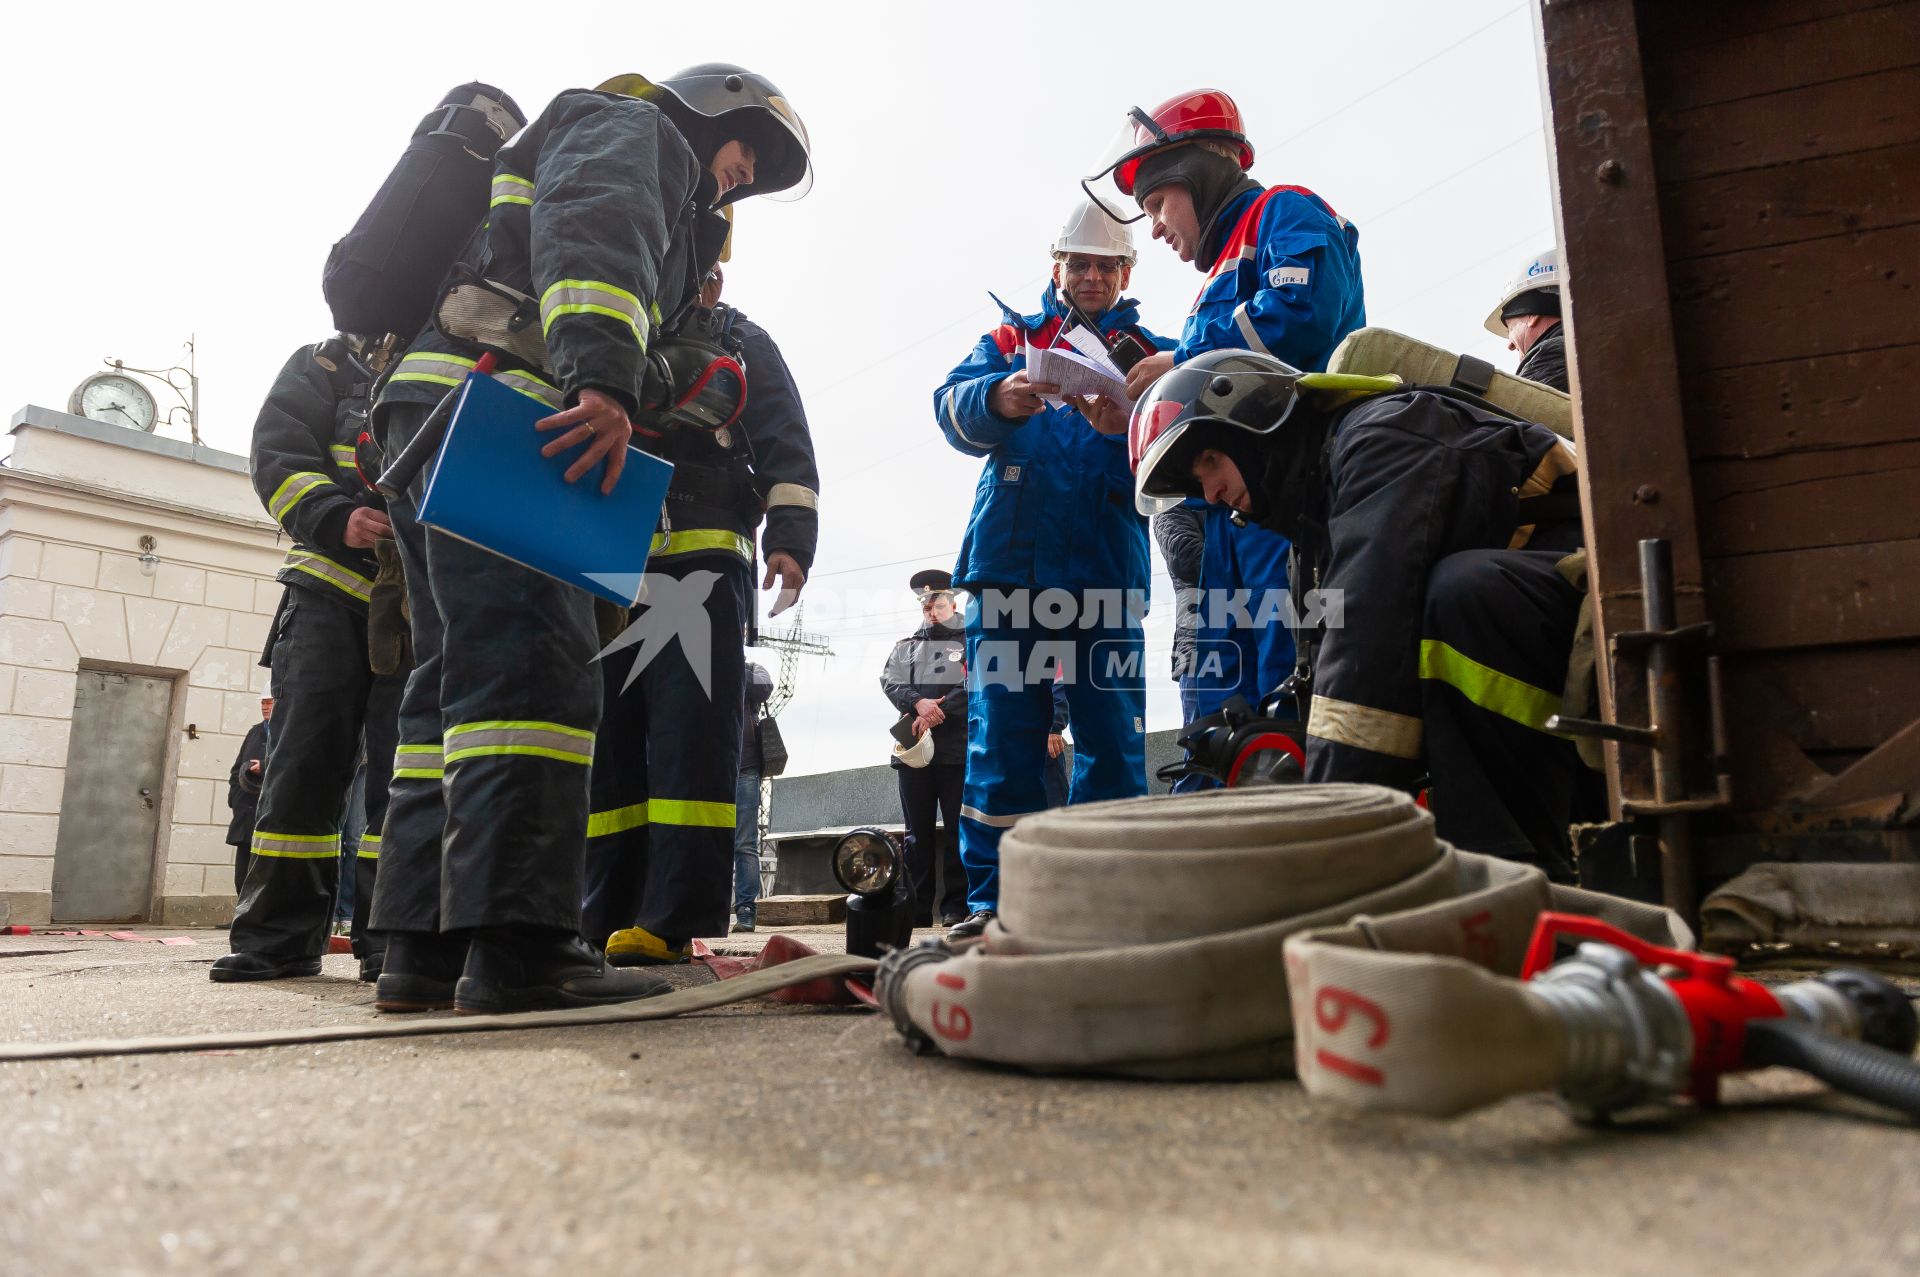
[367,65,815,1013]
[1132,349,1596,879]
[584,263,821,964]
[214,336,406,984]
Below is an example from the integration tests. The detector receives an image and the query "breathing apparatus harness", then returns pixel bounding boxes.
[1157,693,1305,790]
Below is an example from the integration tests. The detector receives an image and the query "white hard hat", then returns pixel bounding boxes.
[1053,200,1136,263]
[892,728,936,768]
[1484,247,1564,337]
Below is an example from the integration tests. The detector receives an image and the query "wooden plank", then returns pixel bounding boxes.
[1660,138,1920,260]
[1723,645,1920,753]
[1667,221,1920,372]
[1706,538,1920,651]
[1693,441,1920,557]
[1642,0,1910,53]
[1651,64,1920,181]
[1540,0,1710,811]
[1682,344,1920,460]
[1646,3,1920,113]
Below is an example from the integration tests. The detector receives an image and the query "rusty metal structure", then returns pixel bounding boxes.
[1536,0,1920,911]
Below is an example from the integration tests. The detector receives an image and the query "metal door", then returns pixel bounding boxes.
[50,669,174,920]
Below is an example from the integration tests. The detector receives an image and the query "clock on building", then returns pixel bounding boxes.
[68,372,159,432]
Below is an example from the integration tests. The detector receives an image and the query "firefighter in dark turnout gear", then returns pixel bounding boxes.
[1132,350,1591,878]
[584,264,822,963]
[369,67,814,1012]
[213,338,405,983]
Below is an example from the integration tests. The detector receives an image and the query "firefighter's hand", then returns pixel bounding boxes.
[914,698,946,726]
[988,371,1061,421]
[537,389,633,494]
[343,508,394,548]
[763,552,806,617]
[1070,394,1130,436]
[1048,732,1066,759]
[247,759,262,774]
[1123,350,1177,401]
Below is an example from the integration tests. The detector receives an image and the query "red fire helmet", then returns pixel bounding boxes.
[1083,90,1256,222]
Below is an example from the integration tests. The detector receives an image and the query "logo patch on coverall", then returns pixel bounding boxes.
[1002,465,1023,483]
[1268,266,1311,288]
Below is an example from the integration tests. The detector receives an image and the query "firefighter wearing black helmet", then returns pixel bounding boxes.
[1131,351,1595,879]
[365,64,814,1014]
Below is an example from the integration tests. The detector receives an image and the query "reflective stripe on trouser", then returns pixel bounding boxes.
[1418,547,1597,880]
[230,584,403,961]
[366,401,603,935]
[958,601,1148,913]
[281,549,374,605]
[581,555,750,945]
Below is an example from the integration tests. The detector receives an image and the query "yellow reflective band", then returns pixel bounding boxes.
[586,799,736,838]
[268,471,334,522]
[649,528,753,561]
[390,352,559,410]
[355,833,381,861]
[587,802,650,838]
[388,352,479,391]
[649,798,736,828]
[252,830,341,859]
[1307,694,1423,761]
[283,550,373,603]
[540,278,652,349]
[393,742,444,780]
[1418,639,1563,734]
[330,444,359,469]
[490,173,534,208]
[445,720,594,766]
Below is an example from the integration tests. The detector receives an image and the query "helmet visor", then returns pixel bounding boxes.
[1080,106,1163,224]
[746,94,813,202]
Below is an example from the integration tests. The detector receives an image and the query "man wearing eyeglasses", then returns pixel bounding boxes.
[932,201,1171,942]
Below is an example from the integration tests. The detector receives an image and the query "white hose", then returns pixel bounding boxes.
[877,784,1688,1113]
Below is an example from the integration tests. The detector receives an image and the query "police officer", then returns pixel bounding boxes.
[1133,350,1588,878]
[583,262,821,965]
[369,66,814,1013]
[881,570,969,928]
[1487,248,1568,391]
[212,337,404,983]
[934,201,1172,941]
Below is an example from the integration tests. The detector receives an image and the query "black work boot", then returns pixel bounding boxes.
[455,928,673,1015]
[209,951,323,983]
[373,931,468,1012]
[944,909,996,942]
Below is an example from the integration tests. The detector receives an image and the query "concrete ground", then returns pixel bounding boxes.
[1,925,1915,1276]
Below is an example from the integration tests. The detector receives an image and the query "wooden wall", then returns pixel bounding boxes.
[1549,0,1920,808]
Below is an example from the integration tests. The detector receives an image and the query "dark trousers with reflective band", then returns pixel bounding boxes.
[1420,547,1601,881]
[368,401,602,937]
[231,585,401,960]
[897,762,966,924]
[581,554,749,945]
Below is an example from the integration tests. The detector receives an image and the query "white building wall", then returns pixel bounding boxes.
[0,407,288,925]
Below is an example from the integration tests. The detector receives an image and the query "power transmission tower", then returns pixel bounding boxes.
[751,605,833,894]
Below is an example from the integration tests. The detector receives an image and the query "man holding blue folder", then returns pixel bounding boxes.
[367,65,814,1014]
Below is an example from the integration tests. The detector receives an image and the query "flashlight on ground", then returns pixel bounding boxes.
[833,827,916,959]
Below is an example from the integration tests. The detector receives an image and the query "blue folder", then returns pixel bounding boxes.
[418,372,674,607]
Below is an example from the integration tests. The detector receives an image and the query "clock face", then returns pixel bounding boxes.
[72,373,158,431]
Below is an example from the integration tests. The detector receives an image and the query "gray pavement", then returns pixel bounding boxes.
[1,926,1916,1276]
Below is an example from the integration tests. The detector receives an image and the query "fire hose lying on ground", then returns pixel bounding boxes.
[4,786,1915,1123]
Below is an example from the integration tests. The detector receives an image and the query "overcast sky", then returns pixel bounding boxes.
[1,0,1558,775]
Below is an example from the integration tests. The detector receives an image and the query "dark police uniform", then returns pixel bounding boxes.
[881,617,969,925]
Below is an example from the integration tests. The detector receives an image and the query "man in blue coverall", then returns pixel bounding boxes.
[934,201,1172,941]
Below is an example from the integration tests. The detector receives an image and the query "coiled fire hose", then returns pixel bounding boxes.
[874,785,1920,1121]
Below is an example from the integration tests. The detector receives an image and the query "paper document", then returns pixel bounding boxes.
[1026,331,1133,409]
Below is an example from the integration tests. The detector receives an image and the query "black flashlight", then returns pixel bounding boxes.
[832,827,916,959]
